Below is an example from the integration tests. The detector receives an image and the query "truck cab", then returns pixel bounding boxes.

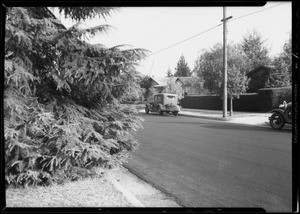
[145,93,180,116]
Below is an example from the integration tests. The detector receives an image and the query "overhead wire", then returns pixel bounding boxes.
[150,23,222,56]
[230,2,288,22]
[149,2,289,56]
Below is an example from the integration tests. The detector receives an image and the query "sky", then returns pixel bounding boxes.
[51,2,292,79]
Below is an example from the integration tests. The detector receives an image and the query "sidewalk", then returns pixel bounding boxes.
[179,108,271,126]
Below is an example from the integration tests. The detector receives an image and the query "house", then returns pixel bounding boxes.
[246,65,276,93]
[140,77,160,89]
[153,77,184,94]
[140,76,208,96]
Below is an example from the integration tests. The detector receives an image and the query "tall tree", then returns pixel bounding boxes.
[174,55,192,77]
[241,29,271,71]
[193,44,223,92]
[140,75,156,101]
[166,67,173,77]
[271,35,292,87]
[4,7,147,187]
[194,43,249,115]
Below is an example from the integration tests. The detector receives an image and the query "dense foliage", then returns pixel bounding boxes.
[258,87,292,111]
[270,36,292,87]
[193,43,249,115]
[4,7,147,187]
[241,29,271,71]
[180,86,292,112]
[174,55,192,77]
[193,43,249,98]
[162,79,184,99]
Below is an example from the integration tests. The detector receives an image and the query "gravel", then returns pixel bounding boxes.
[6,169,133,207]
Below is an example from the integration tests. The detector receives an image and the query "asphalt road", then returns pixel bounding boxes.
[125,112,292,212]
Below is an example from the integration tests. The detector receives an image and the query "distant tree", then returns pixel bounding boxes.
[121,70,144,102]
[241,29,271,71]
[166,67,173,77]
[193,44,223,92]
[141,75,156,101]
[218,43,250,116]
[270,35,292,87]
[178,77,203,95]
[163,80,184,99]
[194,43,249,115]
[174,55,192,77]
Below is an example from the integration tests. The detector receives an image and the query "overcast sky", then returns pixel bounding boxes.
[52,2,292,79]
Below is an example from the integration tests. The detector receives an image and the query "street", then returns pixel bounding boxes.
[125,113,292,212]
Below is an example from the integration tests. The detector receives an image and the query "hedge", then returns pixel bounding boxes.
[180,87,292,112]
[258,87,292,111]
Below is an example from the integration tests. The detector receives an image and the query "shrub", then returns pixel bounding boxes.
[232,93,261,112]
[4,7,147,187]
[258,87,292,111]
[181,95,222,110]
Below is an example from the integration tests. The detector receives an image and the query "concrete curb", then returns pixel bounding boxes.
[124,165,185,207]
[178,113,226,121]
[110,179,145,207]
[138,110,271,127]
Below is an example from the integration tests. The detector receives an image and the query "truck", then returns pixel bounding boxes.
[145,93,181,116]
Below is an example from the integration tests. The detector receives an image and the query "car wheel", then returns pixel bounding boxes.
[270,112,285,130]
[157,107,163,116]
[145,107,149,114]
[174,111,178,116]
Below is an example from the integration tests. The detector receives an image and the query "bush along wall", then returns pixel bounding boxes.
[181,86,292,112]
[257,87,292,111]
[180,95,223,110]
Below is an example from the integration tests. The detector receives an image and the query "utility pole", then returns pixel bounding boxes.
[221,7,232,118]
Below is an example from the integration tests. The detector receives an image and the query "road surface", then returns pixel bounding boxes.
[125,112,292,212]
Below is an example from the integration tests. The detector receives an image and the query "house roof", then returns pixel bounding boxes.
[246,65,276,77]
[140,76,194,88]
[140,77,159,88]
[176,77,193,85]
[153,76,195,87]
[154,77,178,87]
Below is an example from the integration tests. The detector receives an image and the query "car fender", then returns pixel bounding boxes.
[269,109,286,122]
[271,109,285,115]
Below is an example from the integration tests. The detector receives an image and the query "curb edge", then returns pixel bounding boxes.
[110,179,145,207]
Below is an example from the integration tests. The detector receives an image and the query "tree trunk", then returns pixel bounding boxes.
[230,97,233,116]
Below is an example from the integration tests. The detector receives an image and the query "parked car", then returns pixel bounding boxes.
[269,101,292,130]
[145,93,181,116]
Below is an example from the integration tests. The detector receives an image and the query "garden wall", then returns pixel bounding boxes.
[180,87,292,112]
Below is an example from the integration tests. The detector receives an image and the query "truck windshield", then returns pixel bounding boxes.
[167,96,176,99]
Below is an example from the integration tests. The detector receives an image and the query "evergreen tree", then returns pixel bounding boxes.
[271,36,292,87]
[241,29,271,71]
[174,55,191,77]
[166,67,173,77]
[4,7,148,187]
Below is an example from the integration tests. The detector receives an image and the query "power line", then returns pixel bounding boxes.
[150,2,289,56]
[150,23,222,55]
[230,2,288,22]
